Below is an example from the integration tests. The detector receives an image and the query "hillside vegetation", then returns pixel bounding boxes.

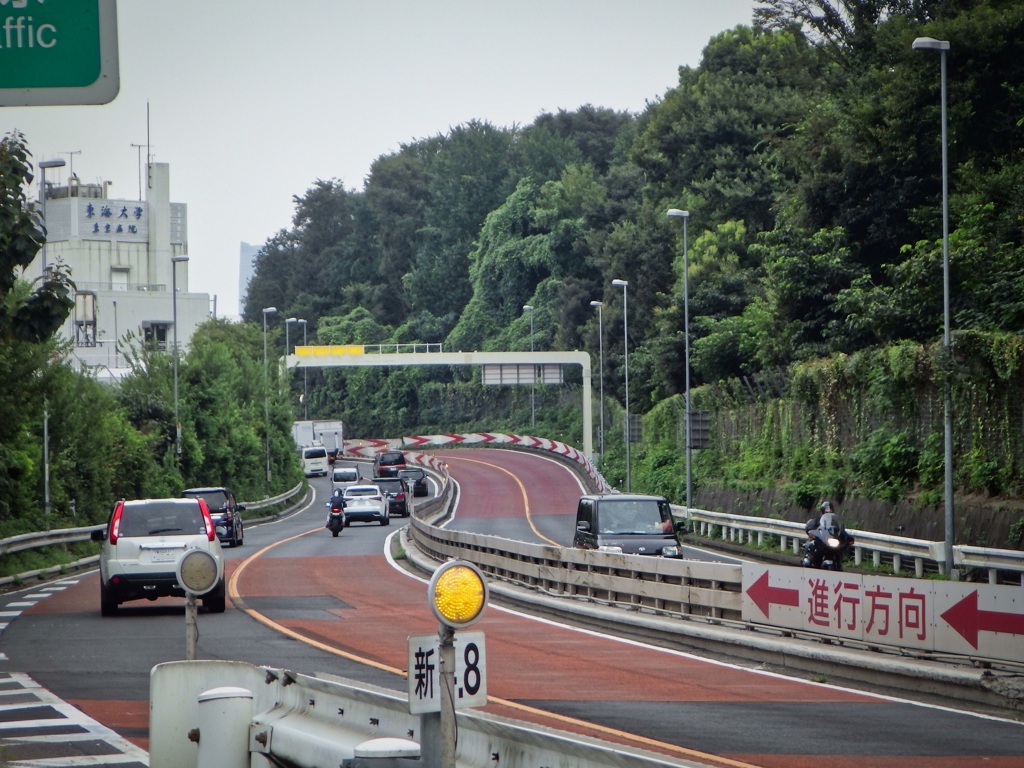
[3,1,1022,550]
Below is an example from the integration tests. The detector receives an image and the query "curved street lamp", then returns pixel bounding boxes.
[589,300,605,460]
[262,307,277,486]
[667,208,692,514]
[611,279,630,491]
[912,36,954,578]
[38,158,65,528]
[297,318,308,420]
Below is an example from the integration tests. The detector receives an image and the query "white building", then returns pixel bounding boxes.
[34,162,211,381]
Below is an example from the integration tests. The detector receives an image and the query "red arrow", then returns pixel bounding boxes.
[404,436,432,447]
[941,590,1024,650]
[746,571,800,618]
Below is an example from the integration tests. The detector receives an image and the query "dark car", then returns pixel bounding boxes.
[327,447,341,465]
[398,467,429,497]
[182,486,245,547]
[573,493,683,558]
[373,476,410,517]
[372,449,407,478]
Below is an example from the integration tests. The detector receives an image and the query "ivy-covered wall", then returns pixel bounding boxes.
[644,331,1024,549]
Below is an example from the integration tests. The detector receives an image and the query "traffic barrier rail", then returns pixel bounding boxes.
[0,482,307,588]
[684,507,1024,584]
[149,659,694,768]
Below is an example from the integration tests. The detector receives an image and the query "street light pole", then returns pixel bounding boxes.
[38,158,65,528]
[171,255,190,461]
[667,208,692,514]
[913,36,954,578]
[285,317,298,415]
[298,319,308,420]
[38,158,65,276]
[611,279,630,492]
[589,300,605,460]
[263,307,277,487]
[523,304,535,429]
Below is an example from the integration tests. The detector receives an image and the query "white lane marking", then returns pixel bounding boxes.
[384,526,1024,729]
[0,673,150,763]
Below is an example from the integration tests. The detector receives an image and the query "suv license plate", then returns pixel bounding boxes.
[147,549,179,562]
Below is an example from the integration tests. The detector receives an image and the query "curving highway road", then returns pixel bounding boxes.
[1,449,1022,767]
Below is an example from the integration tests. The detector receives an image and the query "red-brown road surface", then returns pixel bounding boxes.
[12,448,1024,767]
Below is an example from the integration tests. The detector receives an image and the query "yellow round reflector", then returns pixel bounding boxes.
[176,549,220,595]
[428,560,488,628]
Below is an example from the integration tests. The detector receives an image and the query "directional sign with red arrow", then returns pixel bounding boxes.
[940,590,1024,650]
[745,570,800,618]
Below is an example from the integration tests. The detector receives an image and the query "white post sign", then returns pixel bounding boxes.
[408,631,487,714]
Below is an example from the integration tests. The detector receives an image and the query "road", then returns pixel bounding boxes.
[1,449,1023,767]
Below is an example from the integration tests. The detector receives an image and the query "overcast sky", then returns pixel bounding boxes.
[6,1,757,319]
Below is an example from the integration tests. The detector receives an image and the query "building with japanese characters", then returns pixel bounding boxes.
[34,162,211,381]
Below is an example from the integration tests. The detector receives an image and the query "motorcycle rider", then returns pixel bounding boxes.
[326,488,346,528]
[802,501,855,569]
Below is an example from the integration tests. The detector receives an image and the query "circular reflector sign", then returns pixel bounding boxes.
[176,549,220,595]
[428,560,488,628]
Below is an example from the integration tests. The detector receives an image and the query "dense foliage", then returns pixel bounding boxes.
[5,1,1024,545]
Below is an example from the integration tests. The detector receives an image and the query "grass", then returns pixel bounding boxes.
[0,542,99,580]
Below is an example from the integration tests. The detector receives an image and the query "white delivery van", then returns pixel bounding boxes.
[302,444,329,477]
[331,465,361,493]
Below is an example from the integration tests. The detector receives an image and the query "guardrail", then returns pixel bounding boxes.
[682,507,1024,584]
[0,482,307,588]
[149,660,688,768]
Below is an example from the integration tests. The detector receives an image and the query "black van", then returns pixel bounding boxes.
[573,493,684,558]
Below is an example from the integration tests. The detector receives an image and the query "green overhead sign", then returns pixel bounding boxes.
[0,0,119,106]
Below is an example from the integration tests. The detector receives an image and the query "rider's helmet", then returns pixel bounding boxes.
[819,500,834,514]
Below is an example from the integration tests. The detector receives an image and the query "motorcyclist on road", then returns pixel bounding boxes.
[802,501,855,569]
[326,488,345,527]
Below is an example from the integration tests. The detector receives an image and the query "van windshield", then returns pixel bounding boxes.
[598,500,670,535]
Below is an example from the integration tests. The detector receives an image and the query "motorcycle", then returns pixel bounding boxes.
[801,512,854,571]
[325,498,346,537]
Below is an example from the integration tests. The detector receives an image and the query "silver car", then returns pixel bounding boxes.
[92,498,226,615]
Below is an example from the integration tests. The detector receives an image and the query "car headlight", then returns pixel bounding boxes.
[661,546,681,557]
[597,545,623,554]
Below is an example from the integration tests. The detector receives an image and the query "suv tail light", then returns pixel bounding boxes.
[108,500,126,544]
[196,499,217,541]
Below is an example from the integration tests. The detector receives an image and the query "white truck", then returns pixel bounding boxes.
[292,420,344,454]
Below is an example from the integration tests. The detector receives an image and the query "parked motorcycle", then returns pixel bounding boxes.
[801,511,854,571]
[325,498,346,537]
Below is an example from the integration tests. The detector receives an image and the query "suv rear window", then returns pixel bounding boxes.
[377,451,404,466]
[183,489,230,511]
[375,478,406,494]
[119,501,206,537]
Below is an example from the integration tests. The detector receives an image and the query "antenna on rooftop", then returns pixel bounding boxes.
[61,150,81,179]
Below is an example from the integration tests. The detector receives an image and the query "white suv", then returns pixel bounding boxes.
[92,498,226,616]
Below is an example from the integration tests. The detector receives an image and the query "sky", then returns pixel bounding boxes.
[5,1,758,320]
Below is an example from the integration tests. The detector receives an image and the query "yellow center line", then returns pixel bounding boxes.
[442,454,562,546]
[228,488,762,768]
